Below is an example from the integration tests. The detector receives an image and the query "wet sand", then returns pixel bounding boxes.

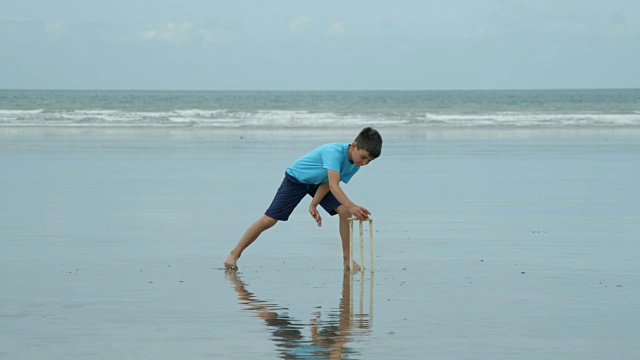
[1,127,639,359]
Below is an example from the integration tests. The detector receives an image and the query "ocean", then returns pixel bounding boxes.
[1,89,639,129]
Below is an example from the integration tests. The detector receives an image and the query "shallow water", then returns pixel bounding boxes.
[1,128,639,359]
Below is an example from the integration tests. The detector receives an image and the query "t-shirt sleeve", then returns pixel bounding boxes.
[321,146,342,173]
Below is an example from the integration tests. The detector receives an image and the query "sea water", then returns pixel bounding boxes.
[1,89,639,129]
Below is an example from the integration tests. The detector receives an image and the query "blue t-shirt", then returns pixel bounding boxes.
[286,143,359,185]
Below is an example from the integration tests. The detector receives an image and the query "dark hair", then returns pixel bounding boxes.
[354,127,382,158]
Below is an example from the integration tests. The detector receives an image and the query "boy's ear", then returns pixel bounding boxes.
[351,141,358,149]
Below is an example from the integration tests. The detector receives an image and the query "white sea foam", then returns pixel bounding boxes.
[0,108,639,128]
[422,112,640,127]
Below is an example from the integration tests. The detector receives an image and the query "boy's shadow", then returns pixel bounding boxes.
[225,270,373,359]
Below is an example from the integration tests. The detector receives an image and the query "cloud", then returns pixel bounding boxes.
[134,18,240,47]
[608,12,640,38]
[138,20,194,45]
[44,20,65,41]
[198,18,240,47]
[328,21,346,38]
[289,16,310,32]
[493,0,640,40]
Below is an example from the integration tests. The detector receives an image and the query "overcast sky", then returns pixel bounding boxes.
[1,0,639,90]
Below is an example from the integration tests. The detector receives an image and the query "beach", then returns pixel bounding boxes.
[1,125,639,359]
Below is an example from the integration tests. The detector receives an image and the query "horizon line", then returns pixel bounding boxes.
[1,87,639,92]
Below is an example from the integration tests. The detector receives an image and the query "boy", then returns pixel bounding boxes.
[224,127,382,271]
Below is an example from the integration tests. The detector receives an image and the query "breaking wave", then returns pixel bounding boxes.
[1,108,639,128]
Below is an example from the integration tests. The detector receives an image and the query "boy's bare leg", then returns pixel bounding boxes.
[337,205,362,271]
[224,214,278,271]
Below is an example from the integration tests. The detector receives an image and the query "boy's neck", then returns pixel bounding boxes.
[347,144,354,163]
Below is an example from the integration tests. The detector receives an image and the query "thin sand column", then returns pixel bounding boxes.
[369,219,374,271]
[349,220,354,272]
[359,220,364,270]
[348,217,374,272]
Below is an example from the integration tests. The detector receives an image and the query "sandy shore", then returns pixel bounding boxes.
[1,127,639,359]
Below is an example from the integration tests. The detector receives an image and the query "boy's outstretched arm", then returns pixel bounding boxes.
[327,170,370,220]
[309,183,330,227]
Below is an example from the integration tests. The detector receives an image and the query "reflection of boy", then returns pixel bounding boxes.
[225,270,370,358]
[224,127,383,271]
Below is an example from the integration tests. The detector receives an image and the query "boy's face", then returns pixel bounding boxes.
[350,143,374,166]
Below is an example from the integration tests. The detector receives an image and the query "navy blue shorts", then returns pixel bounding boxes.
[265,172,342,221]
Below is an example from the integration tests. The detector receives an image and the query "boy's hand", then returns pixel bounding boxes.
[348,205,371,221]
[309,204,322,227]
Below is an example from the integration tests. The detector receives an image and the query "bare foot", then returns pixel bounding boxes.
[224,252,239,271]
[345,260,363,272]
